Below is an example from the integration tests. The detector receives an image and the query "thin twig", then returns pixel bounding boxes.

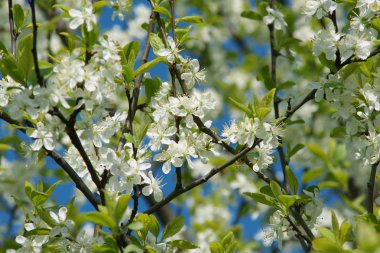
[7,0,17,56]
[0,111,100,209]
[367,161,379,214]
[145,142,258,214]
[29,0,44,86]
[267,0,289,192]
[118,12,155,151]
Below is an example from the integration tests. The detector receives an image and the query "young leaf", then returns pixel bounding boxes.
[270,180,282,198]
[228,97,253,116]
[338,220,350,245]
[77,212,116,229]
[123,41,141,68]
[210,242,224,253]
[148,214,160,238]
[113,194,131,224]
[128,221,144,231]
[153,6,171,17]
[167,240,198,249]
[161,216,185,241]
[134,57,165,77]
[260,88,276,108]
[241,10,262,20]
[0,144,15,151]
[149,33,165,53]
[13,4,25,29]
[243,192,274,206]
[331,210,339,236]
[288,144,304,158]
[285,166,299,194]
[278,195,297,208]
[176,16,203,24]
[144,77,161,100]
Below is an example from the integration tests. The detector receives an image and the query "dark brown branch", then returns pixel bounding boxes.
[118,12,155,151]
[8,0,17,56]
[367,161,379,214]
[340,47,380,69]
[29,0,44,86]
[0,111,100,209]
[145,143,258,214]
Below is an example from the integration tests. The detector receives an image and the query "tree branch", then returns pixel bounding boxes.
[0,111,100,209]
[118,12,155,151]
[367,161,379,214]
[7,0,17,57]
[144,143,258,214]
[29,0,44,86]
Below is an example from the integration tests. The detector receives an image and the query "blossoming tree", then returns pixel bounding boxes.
[1,0,380,252]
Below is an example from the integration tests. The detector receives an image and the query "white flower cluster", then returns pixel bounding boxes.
[148,83,218,175]
[263,7,287,31]
[261,188,323,248]
[307,1,377,62]
[315,74,380,167]
[68,0,97,31]
[222,117,283,172]
[9,207,100,253]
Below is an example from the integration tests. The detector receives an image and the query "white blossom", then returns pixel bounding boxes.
[29,122,55,151]
[181,59,206,89]
[69,0,97,31]
[304,0,337,19]
[157,36,181,64]
[142,171,163,201]
[263,7,287,31]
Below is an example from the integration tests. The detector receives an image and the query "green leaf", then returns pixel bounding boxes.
[318,227,336,241]
[123,41,141,68]
[113,194,131,224]
[77,212,116,229]
[123,245,144,253]
[128,221,144,231]
[243,192,274,206]
[13,4,25,29]
[372,18,380,32]
[167,240,198,249]
[338,220,350,245]
[302,167,324,183]
[149,33,165,53]
[134,57,165,77]
[286,166,299,194]
[161,216,185,241]
[35,207,57,227]
[331,210,339,236]
[93,0,108,13]
[260,88,276,108]
[148,214,160,238]
[307,143,328,163]
[256,107,271,121]
[222,232,235,248]
[17,34,34,83]
[313,238,341,253]
[0,144,15,151]
[25,181,35,199]
[270,180,282,197]
[228,97,253,116]
[277,81,296,91]
[288,144,304,159]
[153,6,171,17]
[210,242,224,253]
[144,77,161,100]
[241,10,262,20]
[176,16,203,24]
[257,66,275,90]
[45,180,61,199]
[278,195,297,208]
